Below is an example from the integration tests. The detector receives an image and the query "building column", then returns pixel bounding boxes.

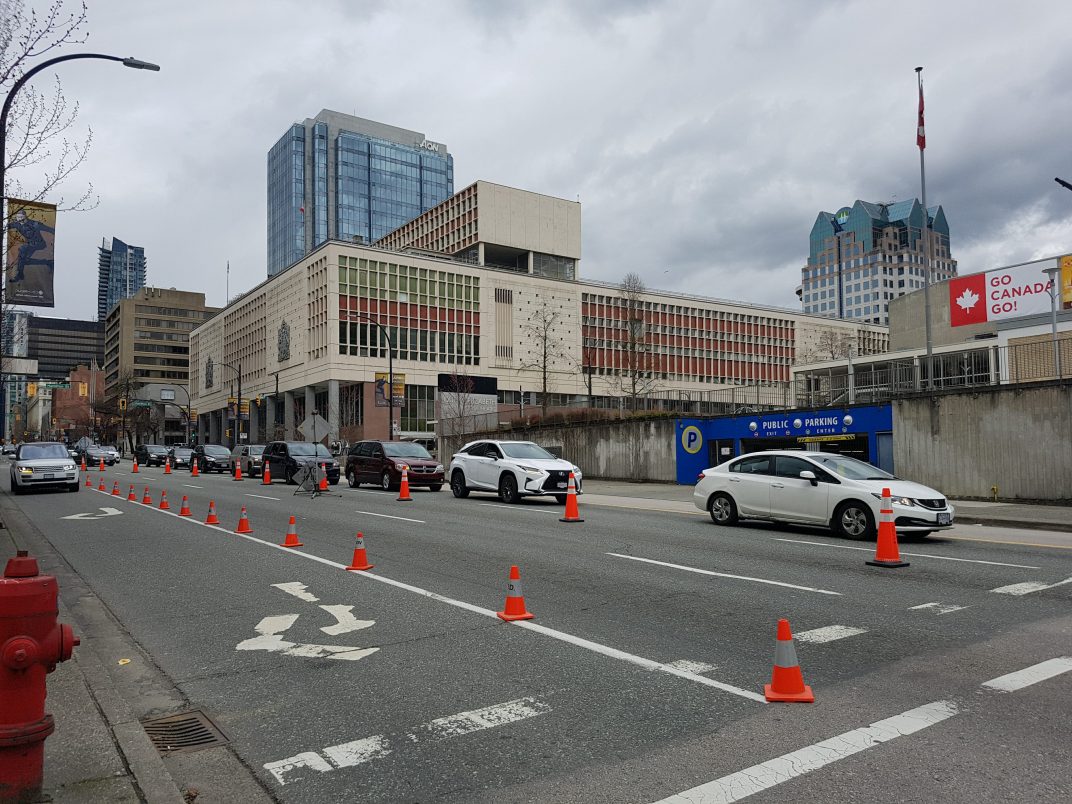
[249,401,260,444]
[266,396,277,440]
[197,414,206,445]
[327,379,340,441]
[208,412,218,445]
[284,392,295,440]
[305,386,316,418]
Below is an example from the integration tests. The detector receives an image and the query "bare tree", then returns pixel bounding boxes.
[2,1,97,218]
[438,370,481,437]
[798,329,855,364]
[615,272,657,411]
[519,299,571,418]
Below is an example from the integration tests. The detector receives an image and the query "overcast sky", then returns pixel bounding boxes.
[15,0,1072,319]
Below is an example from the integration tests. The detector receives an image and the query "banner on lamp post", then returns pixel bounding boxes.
[5,198,56,308]
[374,372,405,407]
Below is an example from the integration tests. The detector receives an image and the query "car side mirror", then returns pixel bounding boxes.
[799,470,818,486]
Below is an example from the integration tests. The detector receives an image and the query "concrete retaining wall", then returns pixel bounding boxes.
[892,384,1072,501]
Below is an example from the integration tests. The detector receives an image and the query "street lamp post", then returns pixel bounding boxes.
[1042,265,1062,380]
[163,384,192,444]
[218,362,242,448]
[351,314,395,441]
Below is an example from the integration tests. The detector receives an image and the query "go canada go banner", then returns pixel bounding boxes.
[948,257,1068,327]
[5,198,57,307]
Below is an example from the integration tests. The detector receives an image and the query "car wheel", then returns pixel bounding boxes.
[347,469,358,488]
[11,480,23,495]
[381,471,394,492]
[499,474,520,504]
[554,494,567,505]
[708,492,738,525]
[429,484,442,492]
[833,501,874,541]
[451,470,469,498]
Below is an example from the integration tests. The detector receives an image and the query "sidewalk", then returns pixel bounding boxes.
[581,479,1072,533]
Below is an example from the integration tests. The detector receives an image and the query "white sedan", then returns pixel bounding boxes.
[693,450,954,540]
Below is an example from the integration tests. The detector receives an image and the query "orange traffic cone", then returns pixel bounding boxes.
[867,488,910,568]
[142,486,153,505]
[764,618,814,703]
[164,457,172,475]
[132,457,139,473]
[80,456,87,471]
[396,466,412,501]
[235,506,253,534]
[205,500,220,525]
[191,460,199,477]
[127,484,137,501]
[280,515,303,547]
[111,481,120,496]
[319,463,328,492]
[98,477,106,491]
[159,490,170,510]
[85,475,93,487]
[559,472,583,523]
[98,457,105,472]
[497,565,535,621]
[178,495,192,517]
[233,460,243,481]
[345,532,373,570]
[261,462,271,485]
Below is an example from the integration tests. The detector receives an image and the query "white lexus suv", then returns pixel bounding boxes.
[449,440,582,504]
[693,450,954,540]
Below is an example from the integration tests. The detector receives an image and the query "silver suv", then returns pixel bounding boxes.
[10,442,80,494]
[449,440,582,504]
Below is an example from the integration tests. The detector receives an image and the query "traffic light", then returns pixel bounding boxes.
[119,398,127,411]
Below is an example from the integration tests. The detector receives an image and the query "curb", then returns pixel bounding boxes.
[953,515,1072,534]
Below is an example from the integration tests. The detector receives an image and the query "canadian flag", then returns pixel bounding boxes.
[948,274,987,327]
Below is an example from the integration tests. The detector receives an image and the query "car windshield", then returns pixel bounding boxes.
[288,443,333,458]
[146,446,167,454]
[810,454,895,481]
[500,443,556,460]
[247,446,265,456]
[20,444,68,460]
[204,446,230,457]
[383,442,431,458]
[172,448,192,457]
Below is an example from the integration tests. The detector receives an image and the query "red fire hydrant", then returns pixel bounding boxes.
[0,551,78,802]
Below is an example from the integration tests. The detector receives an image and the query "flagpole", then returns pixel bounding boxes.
[916,66,934,390]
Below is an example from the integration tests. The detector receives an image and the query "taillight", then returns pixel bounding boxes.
[696,472,706,482]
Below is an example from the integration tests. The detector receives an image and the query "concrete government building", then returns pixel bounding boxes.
[191,181,888,446]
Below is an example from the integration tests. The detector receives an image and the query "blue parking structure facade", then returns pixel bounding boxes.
[674,404,894,484]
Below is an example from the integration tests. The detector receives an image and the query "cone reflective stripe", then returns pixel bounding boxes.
[318,463,328,492]
[345,532,373,571]
[164,457,172,474]
[99,457,105,471]
[142,487,153,505]
[132,457,139,473]
[497,565,534,621]
[235,506,253,534]
[178,496,192,517]
[867,487,910,568]
[559,471,584,523]
[191,460,199,477]
[261,462,271,485]
[764,618,814,703]
[111,481,120,496]
[397,466,412,501]
[159,490,170,510]
[98,477,106,491]
[205,500,220,525]
[233,460,243,481]
[128,484,137,501]
[281,515,302,547]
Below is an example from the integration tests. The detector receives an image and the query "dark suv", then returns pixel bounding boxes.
[191,444,231,473]
[345,440,444,492]
[134,443,170,467]
[263,441,340,485]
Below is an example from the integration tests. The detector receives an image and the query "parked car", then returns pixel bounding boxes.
[191,444,231,473]
[134,443,170,467]
[10,442,79,494]
[2,443,17,456]
[345,440,444,491]
[169,446,194,469]
[693,450,955,540]
[230,444,266,477]
[448,440,582,504]
[81,444,119,467]
[263,441,340,485]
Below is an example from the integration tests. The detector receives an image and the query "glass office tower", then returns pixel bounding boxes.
[267,110,453,277]
[97,237,147,321]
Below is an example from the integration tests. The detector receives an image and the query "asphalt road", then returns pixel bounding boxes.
[6,463,1072,803]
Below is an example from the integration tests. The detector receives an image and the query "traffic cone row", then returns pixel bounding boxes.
[99,457,105,472]
[233,460,243,481]
[111,481,120,496]
[345,532,373,570]
[318,463,328,492]
[85,474,93,487]
[127,484,136,501]
[191,460,199,477]
[159,490,170,511]
[867,488,909,568]
[132,457,139,473]
[142,487,153,505]
[281,515,302,548]
[261,462,271,485]
[178,495,192,517]
[80,456,87,471]
[98,478,106,492]
[559,472,583,523]
[235,506,253,534]
[765,619,814,703]
[204,500,220,525]
[164,457,172,475]
[396,466,411,501]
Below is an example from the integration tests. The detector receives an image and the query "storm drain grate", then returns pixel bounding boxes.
[142,710,229,755]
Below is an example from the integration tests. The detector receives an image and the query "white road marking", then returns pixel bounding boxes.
[607,553,842,596]
[652,700,959,803]
[981,657,1072,692]
[909,602,968,615]
[90,487,767,702]
[666,659,717,674]
[272,582,319,602]
[246,493,281,501]
[991,577,1072,596]
[354,510,426,524]
[265,697,550,785]
[318,605,375,635]
[477,503,557,514]
[773,538,1039,569]
[61,507,124,520]
[794,625,867,644]
[182,484,202,489]
[235,615,378,662]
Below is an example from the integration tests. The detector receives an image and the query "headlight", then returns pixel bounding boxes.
[395,462,408,471]
[64,463,76,471]
[434,464,444,473]
[871,493,915,506]
[516,464,540,473]
[572,465,581,475]
[19,467,33,474]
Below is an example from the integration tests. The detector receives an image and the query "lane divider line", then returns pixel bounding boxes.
[981,657,1072,692]
[607,553,842,596]
[353,510,426,524]
[794,625,867,644]
[773,538,1040,569]
[477,503,557,514]
[991,577,1072,596]
[86,488,764,703]
[909,602,967,615]
[246,493,282,501]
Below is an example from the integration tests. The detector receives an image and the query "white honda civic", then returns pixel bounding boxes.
[693,450,954,540]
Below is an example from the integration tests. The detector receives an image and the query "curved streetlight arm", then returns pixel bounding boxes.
[352,313,395,441]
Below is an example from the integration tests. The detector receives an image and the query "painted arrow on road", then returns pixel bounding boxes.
[61,507,124,520]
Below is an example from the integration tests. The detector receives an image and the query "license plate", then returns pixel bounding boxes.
[937,513,951,525]
[43,473,54,479]
[557,482,567,489]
